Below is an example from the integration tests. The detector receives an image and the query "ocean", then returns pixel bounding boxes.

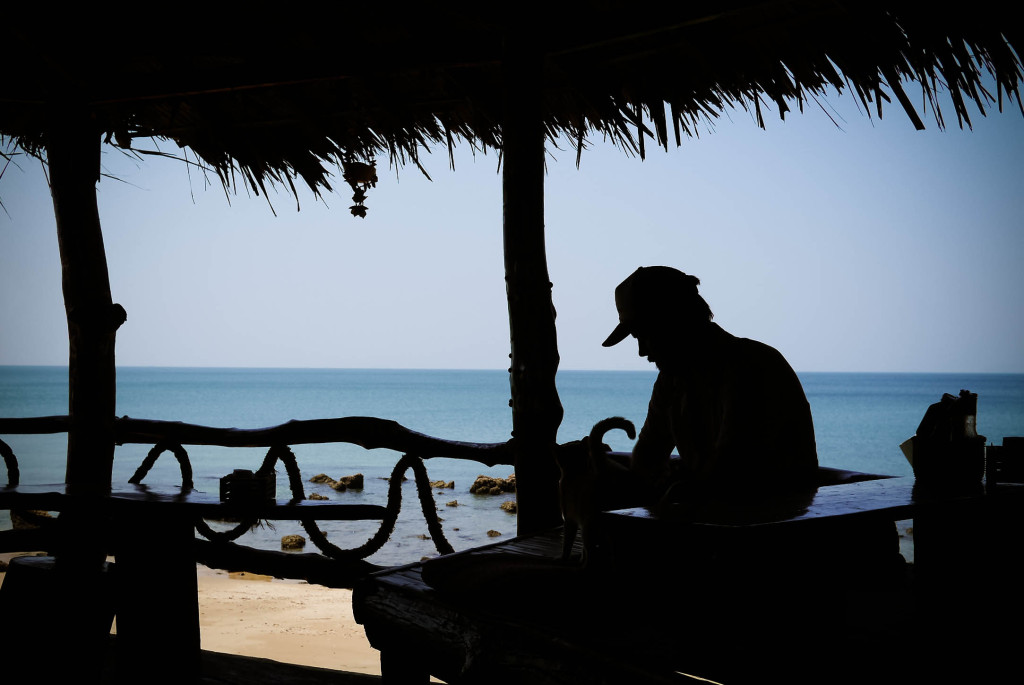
[2,366,1023,567]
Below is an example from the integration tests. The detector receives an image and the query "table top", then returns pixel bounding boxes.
[0,483,387,521]
[604,476,1023,530]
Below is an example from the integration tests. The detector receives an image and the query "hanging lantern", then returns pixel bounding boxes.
[343,159,378,218]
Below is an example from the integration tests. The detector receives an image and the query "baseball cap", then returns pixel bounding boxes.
[602,266,704,347]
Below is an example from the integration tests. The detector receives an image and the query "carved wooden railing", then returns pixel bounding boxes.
[0,415,515,586]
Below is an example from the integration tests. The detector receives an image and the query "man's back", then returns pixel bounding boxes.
[634,325,818,491]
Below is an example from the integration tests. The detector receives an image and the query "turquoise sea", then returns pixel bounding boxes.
[2,367,1023,566]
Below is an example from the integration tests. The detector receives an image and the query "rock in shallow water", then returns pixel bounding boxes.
[470,474,516,494]
[337,473,364,489]
[281,534,306,550]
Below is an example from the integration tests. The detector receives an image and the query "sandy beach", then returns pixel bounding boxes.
[0,554,382,677]
[194,565,381,676]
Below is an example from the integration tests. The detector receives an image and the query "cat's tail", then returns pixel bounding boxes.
[587,416,636,456]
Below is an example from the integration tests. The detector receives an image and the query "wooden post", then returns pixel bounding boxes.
[47,114,123,487]
[502,35,564,535]
[39,113,122,673]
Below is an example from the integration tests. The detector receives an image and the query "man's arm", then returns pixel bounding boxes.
[630,373,676,500]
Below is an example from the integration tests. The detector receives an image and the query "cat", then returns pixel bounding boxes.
[555,416,636,566]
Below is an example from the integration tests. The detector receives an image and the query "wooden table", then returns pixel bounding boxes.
[0,483,385,682]
[353,476,1024,684]
[604,475,997,527]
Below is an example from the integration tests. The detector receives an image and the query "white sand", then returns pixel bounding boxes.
[195,565,381,675]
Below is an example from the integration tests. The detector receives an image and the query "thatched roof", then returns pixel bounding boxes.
[4,2,1022,201]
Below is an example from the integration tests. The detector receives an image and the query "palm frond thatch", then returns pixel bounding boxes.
[2,3,1021,198]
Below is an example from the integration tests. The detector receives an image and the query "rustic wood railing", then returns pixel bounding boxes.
[0,415,515,586]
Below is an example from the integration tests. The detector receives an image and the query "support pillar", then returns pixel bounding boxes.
[47,114,123,487]
[46,114,123,657]
[502,34,563,535]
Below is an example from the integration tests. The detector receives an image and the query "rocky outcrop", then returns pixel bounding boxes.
[281,534,306,550]
[470,474,516,495]
[338,474,364,489]
[311,473,364,492]
[430,480,455,489]
[445,500,459,507]
[500,500,517,513]
[308,492,328,500]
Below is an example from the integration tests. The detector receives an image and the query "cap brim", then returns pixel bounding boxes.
[602,322,631,347]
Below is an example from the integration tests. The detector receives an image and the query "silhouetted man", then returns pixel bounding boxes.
[598,267,903,685]
[603,266,818,504]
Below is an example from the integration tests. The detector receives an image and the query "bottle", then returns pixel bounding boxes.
[959,389,978,438]
[958,389,985,483]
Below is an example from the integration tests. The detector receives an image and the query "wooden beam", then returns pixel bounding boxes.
[0,415,515,467]
[502,34,564,535]
[46,114,123,488]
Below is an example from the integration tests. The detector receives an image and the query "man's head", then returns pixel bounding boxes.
[602,266,714,367]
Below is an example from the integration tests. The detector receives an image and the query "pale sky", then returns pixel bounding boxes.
[2,88,1023,373]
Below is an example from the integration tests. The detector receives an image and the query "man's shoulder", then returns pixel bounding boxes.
[721,334,804,390]
[727,334,790,366]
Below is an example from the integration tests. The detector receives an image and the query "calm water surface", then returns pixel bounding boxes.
[2,367,1022,565]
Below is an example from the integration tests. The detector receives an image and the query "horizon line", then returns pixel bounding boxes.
[2,364,1022,376]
